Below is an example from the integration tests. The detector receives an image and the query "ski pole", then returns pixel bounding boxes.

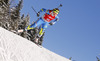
[57,4,63,8]
[31,6,37,14]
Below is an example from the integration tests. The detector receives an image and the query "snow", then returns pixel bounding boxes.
[0,27,71,61]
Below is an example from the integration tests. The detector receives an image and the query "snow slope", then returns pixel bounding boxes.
[0,27,71,61]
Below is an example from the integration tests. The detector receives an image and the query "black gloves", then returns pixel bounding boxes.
[37,12,40,17]
[49,22,54,25]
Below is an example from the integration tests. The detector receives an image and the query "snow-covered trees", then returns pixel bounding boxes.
[0,0,44,45]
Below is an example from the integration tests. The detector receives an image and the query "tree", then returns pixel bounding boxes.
[96,56,100,61]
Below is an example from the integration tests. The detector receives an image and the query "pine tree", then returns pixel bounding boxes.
[96,56,100,61]
[0,0,10,30]
[10,0,23,31]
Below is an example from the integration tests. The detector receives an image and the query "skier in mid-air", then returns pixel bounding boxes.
[26,8,60,37]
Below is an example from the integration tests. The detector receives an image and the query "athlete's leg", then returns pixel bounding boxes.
[39,22,49,36]
[27,18,44,30]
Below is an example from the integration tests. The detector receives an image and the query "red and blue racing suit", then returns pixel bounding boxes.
[27,8,59,35]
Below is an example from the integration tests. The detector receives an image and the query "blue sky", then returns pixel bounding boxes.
[15,0,100,61]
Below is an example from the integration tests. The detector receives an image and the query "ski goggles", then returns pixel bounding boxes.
[53,10,59,14]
